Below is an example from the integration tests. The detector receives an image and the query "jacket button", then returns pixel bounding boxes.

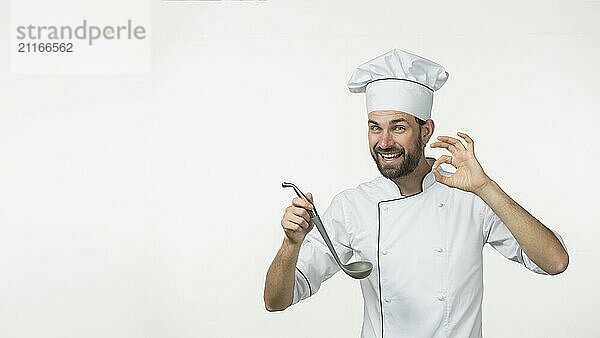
[382,250,389,255]
[437,201,445,207]
[437,294,446,301]
[384,298,391,303]
[382,206,389,211]
[434,248,444,253]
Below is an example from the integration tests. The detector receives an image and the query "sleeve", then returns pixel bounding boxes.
[291,192,354,305]
[481,202,569,275]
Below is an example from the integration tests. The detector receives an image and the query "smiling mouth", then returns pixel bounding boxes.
[378,151,404,163]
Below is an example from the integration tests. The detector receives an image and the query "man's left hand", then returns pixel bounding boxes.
[429,132,492,194]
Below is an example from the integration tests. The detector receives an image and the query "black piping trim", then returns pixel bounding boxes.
[377,170,432,337]
[484,227,492,244]
[377,197,405,338]
[367,78,434,92]
[519,248,525,267]
[377,195,426,336]
[376,202,384,337]
[296,266,312,297]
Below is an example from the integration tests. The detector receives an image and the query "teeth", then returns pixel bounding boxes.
[380,153,401,159]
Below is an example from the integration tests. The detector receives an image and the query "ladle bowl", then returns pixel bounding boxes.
[343,261,373,279]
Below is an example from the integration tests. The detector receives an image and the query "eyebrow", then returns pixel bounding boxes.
[368,118,409,125]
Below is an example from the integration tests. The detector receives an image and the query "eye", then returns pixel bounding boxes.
[369,125,381,131]
[394,125,406,131]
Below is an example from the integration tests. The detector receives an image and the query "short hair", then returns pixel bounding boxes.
[414,117,426,126]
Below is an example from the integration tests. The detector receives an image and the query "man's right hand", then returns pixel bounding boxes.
[281,192,315,245]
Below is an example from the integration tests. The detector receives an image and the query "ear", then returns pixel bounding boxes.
[422,119,435,144]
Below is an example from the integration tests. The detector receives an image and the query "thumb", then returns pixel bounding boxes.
[432,164,449,185]
[306,192,314,204]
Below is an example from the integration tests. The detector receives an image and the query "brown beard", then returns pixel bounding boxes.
[371,136,423,179]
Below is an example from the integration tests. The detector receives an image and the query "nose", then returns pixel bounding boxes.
[379,130,394,149]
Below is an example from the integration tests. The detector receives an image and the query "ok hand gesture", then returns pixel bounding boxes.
[429,132,492,194]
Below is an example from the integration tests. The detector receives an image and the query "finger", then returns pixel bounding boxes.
[437,135,466,151]
[456,132,475,153]
[290,206,311,223]
[292,196,313,210]
[431,165,447,184]
[429,141,460,154]
[431,155,453,184]
[282,219,301,232]
[431,155,453,173]
[287,213,310,229]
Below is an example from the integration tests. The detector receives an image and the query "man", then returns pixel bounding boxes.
[263,49,569,338]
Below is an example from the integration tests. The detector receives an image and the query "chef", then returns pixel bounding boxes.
[263,48,569,338]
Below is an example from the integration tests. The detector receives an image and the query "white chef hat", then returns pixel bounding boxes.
[347,49,449,121]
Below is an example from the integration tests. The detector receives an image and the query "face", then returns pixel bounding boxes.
[368,111,424,179]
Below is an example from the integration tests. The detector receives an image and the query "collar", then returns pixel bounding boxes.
[380,156,438,198]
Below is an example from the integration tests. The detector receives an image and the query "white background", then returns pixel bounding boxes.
[1,1,598,337]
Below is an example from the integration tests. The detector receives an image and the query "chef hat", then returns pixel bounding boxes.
[347,49,449,121]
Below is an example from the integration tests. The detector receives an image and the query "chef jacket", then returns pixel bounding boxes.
[291,157,568,338]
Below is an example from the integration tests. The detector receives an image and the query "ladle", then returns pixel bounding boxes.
[282,182,373,279]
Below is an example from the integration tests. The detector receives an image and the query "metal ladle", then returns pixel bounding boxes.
[282,182,373,279]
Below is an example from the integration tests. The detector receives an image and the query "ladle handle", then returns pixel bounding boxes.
[281,182,315,217]
[309,212,346,269]
[282,182,346,269]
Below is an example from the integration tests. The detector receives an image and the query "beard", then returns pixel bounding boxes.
[371,136,423,179]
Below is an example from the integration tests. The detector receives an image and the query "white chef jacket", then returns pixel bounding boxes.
[291,157,568,338]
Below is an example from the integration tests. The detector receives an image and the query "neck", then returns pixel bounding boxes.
[391,155,432,196]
